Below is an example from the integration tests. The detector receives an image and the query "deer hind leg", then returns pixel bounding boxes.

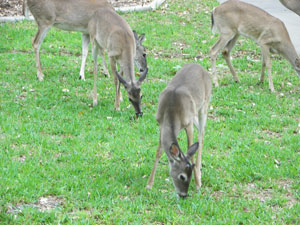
[210,33,235,87]
[32,25,51,81]
[222,34,240,83]
[194,104,209,191]
[109,58,121,110]
[91,39,99,106]
[146,133,163,190]
[79,34,90,81]
[260,45,274,92]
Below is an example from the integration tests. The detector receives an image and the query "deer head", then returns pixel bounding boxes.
[115,68,148,117]
[168,142,199,198]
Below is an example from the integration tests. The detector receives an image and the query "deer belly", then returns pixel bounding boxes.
[54,23,88,33]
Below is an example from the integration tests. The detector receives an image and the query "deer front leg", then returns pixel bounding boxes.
[261,46,274,92]
[32,25,51,81]
[259,55,266,84]
[146,134,163,190]
[79,34,90,81]
[99,49,110,78]
[109,58,121,111]
[186,123,201,189]
[194,106,208,191]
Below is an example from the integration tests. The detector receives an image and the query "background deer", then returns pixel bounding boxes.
[279,0,300,16]
[27,0,147,81]
[210,0,300,91]
[146,64,212,198]
[88,7,148,117]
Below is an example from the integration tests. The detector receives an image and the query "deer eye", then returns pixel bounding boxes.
[178,173,187,182]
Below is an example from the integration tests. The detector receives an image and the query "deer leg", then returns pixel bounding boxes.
[186,123,202,187]
[99,50,110,78]
[185,123,194,150]
[261,46,274,92]
[194,105,209,191]
[259,55,266,84]
[79,34,90,81]
[91,40,99,106]
[119,67,124,102]
[146,134,163,190]
[109,58,121,110]
[222,34,240,83]
[210,33,235,87]
[32,25,51,81]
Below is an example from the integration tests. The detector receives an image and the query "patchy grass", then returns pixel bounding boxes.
[0,0,299,224]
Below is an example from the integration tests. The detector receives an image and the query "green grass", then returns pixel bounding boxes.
[0,0,299,224]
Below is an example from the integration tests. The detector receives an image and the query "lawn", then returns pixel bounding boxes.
[0,0,299,224]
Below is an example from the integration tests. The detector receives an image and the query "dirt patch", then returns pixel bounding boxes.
[0,0,23,17]
[242,180,298,209]
[212,179,298,210]
[0,0,153,17]
[7,196,64,214]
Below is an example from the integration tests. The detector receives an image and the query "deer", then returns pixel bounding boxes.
[27,0,147,82]
[146,63,212,198]
[88,7,148,117]
[279,0,300,16]
[210,0,300,92]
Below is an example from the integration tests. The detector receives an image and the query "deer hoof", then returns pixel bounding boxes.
[93,100,98,107]
[146,184,153,190]
[234,78,240,83]
[79,75,85,81]
[37,72,44,81]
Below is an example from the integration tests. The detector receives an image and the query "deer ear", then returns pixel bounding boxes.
[138,34,146,43]
[138,67,148,84]
[133,30,138,40]
[169,143,181,161]
[186,142,199,160]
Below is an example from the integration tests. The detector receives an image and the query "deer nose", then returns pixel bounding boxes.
[178,193,187,199]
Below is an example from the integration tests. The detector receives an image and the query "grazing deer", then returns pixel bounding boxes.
[88,7,148,117]
[146,64,212,198]
[27,0,147,81]
[210,0,300,91]
[280,0,300,16]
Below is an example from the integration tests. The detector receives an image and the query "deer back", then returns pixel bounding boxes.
[156,64,211,129]
[27,0,112,32]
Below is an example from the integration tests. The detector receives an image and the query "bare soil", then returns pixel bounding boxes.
[0,0,152,17]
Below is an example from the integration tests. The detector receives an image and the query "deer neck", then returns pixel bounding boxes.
[121,48,135,82]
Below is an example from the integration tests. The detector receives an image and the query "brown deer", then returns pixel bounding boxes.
[88,7,148,116]
[146,64,212,198]
[27,0,147,81]
[210,0,300,91]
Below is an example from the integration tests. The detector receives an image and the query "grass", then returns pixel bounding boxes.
[0,0,299,223]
